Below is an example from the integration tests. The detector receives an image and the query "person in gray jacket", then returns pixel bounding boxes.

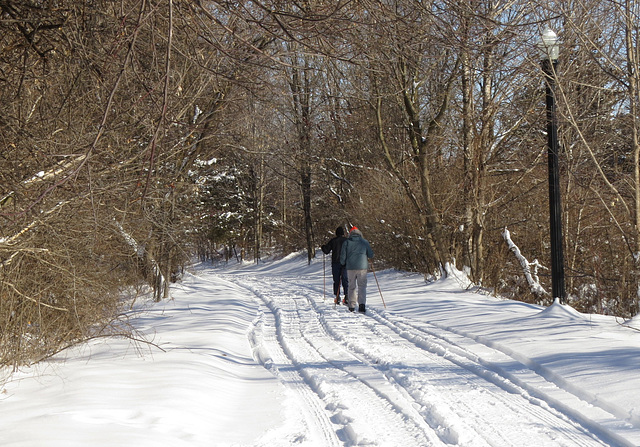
[340,226,374,313]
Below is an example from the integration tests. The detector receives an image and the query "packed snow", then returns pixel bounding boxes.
[2,252,640,446]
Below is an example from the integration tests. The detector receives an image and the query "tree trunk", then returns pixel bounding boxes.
[461,37,475,275]
[625,1,640,314]
[302,163,315,264]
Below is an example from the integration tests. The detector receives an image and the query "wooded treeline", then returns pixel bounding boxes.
[1,0,639,367]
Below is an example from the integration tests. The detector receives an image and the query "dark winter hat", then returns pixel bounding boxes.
[336,227,345,236]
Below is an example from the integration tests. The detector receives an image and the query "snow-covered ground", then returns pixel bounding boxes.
[2,252,640,446]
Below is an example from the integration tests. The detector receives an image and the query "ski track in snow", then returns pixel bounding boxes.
[217,270,618,447]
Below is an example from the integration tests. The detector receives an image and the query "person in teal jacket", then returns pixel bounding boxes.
[340,226,374,313]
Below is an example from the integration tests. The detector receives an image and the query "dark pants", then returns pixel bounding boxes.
[331,262,348,298]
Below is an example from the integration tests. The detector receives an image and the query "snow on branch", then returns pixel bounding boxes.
[114,219,166,292]
[0,200,70,271]
[502,227,547,298]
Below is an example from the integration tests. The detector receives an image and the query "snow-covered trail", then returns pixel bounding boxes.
[4,255,640,446]
[214,267,613,447]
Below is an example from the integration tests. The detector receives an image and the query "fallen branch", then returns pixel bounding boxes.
[502,227,548,298]
[2,281,69,312]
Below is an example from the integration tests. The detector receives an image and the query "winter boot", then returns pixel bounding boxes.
[342,297,347,305]
[358,304,366,313]
[334,296,340,304]
[348,307,355,312]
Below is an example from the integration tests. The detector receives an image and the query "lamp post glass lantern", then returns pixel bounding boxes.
[539,28,560,61]
[540,27,566,304]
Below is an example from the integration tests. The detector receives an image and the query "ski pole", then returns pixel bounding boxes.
[335,273,342,306]
[369,261,386,308]
[323,254,326,300]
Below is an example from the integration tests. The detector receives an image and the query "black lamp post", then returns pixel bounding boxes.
[539,28,566,304]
